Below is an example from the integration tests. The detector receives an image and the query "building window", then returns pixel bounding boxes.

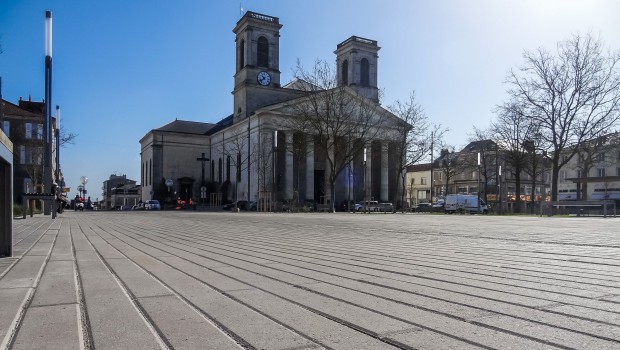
[576,169,582,178]
[25,123,32,139]
[560,170,567,181]
[218,158,222,183]
[236,153,242,182]
[36,123,43,139]
[342,60,348,85]
[421,177,427,185]
[360,58,370,86]
[149,159,152,186]
[238,39,245,71]
[257,36,269,68]
[211,160,215,182]
[2,121,9,137]
[417,190,427,199]
[32,147,43,165]
[617,167,620,176]
[598,153,606,162]
[226,155,231,182]
[597,168,606,177]
[19,145,25,164]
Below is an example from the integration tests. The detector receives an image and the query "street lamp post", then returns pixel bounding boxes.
[363,147,367,214]
[498,165,502,215]
[273,130,278,211]
[477,152,481,214]
[43,11,53,215]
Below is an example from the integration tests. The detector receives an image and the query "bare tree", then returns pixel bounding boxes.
[218,127,254,204]
[464,127,499,204]
[283,59,388,212]
[388,93,448,211]
[59,127,77,147]
[572,133,619,199]
[253,133,274,211]
[492,102,539,212]
[506,33,620,201]
[435,144,463,196]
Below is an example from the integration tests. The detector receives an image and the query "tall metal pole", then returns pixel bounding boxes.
[273,130,277,211]
[43,11,53,215]
[363,147,367,214]
[430,131,434,204]
[477,152,481,214]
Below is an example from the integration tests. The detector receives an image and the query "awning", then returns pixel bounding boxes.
[591,193,620,200]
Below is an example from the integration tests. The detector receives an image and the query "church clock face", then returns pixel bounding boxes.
[257,71,271,86]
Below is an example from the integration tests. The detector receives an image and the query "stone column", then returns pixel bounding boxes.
[306,137,314,200]
[285,132,294,200]
[325,142,334,205]
[381,142,389,202]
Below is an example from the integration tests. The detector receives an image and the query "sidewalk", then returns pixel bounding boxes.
[1,212,619,349]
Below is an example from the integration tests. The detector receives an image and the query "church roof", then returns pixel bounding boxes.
[154,119,215,135]
[205,114,234,135]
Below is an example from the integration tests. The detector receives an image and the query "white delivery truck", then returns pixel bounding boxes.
[444,194,489,214]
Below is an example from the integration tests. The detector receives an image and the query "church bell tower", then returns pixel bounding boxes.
[334,36,380,103]
[232,12,282,122]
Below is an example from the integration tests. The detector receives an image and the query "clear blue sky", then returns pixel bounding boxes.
[1,0,619,199]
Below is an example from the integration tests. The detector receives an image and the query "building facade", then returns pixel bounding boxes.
[0,97,60,204]
[102,174,140,210]
[140,12,403,208]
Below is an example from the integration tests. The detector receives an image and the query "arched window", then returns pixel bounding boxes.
[218,158,222,183]
[238,39,245,71]
[342,60,349,85]
[257,36,269,67]
[360,58,370,86]
[236,153,242,182]
[226,156,231,182]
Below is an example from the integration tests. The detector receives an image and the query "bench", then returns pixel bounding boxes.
[542,201,616,218]
[22,193,57,219]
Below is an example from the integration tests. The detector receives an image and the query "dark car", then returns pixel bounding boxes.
[412,202,432,213]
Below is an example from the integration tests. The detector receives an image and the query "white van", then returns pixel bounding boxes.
[445,194,489,214]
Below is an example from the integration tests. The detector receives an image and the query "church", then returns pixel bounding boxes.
[139,11,405,210]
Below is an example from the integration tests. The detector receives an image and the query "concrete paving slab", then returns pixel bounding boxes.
[76,252,163,349]
[105,258,173,298]
[0,288,30,345]
[0,256,46,288]
[383,328,491,350]
[30,260,77,307]
[229,288,402,350]
[139,295,242,350]
[12,304,80,350]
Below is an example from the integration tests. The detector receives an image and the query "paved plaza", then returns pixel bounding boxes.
[0,211,619,349]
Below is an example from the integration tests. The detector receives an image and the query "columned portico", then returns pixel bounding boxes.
[285,132,294,200]
[365,142,372,200]
[306,138,314,200]
[381,142,389,202]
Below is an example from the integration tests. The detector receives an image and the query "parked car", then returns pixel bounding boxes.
[412,202,432,213]
[379,202,394,212]
[145,200,161,210]
[354,203,363,211]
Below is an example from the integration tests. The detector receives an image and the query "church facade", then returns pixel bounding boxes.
[140,12,404,209]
